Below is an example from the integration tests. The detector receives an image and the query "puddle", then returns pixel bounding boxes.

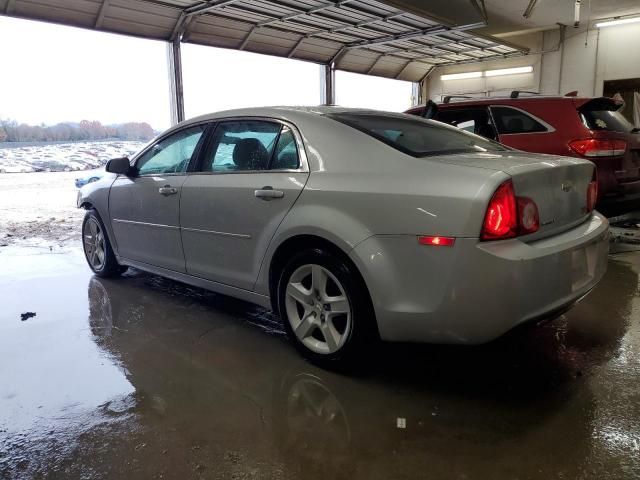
[0,246,639,479]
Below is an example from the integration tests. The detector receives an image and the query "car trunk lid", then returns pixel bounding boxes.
[429,152,595,238]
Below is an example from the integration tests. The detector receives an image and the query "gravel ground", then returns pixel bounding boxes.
[0,171,90,248]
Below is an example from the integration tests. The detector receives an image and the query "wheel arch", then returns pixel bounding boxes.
[266,234,375,329]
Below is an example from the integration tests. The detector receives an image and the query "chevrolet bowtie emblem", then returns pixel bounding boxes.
[561,181,574,192]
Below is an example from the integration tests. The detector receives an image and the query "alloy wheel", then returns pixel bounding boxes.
[83,217,106,271]
[285,264,352,354]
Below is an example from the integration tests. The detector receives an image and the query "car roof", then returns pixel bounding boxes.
[171,106,417,132]
[154,106,414,138]
[185,106,404,124]
[433,95,600,108]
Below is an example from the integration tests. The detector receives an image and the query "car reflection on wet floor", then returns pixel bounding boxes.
[1,245,639,479]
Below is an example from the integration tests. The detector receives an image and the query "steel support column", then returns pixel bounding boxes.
[167,39,185,125]
[320,63,335,106]
[411,82,420,107]
[417,67,434,106]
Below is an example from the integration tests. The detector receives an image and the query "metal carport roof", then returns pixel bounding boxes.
[0,0,528,82]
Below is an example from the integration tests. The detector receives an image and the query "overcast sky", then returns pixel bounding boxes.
[0,16,413,130]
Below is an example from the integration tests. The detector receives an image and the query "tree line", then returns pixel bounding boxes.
[0,119,156,143]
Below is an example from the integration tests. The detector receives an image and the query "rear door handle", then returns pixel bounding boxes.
[158,185,178,196]
[255,186,284,200]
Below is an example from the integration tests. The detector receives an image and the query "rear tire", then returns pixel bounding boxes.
[82,209,127,278]
[277,248,376,368]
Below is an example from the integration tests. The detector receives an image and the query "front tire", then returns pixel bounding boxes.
[82,209,126,278]
[277,248,376,367]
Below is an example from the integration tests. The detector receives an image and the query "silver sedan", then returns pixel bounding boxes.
[77,107,609,366]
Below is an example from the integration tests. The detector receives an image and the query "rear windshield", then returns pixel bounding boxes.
[327,112,509,157]
[579,98,635,133]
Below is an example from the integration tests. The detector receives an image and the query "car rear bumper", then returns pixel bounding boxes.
[598,165,640,202]
[349,212,609,344]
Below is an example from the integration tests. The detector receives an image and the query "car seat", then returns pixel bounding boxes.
[233,138,269,170]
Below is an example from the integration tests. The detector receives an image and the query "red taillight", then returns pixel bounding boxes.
[418,235,455,247]
[568,138,626,157]
[482,180,518,240]
[481,180,540,241]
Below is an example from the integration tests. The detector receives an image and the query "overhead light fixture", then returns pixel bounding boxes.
[595,16,640,28]
[574,0,581,28]
[441,66,533,81]
[440,71,483,81]
[485,66,534,77]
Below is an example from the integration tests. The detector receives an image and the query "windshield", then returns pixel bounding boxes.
[579,98,635,133]
[327,112,508,157]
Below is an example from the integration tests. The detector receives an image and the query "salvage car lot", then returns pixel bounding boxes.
[0,141,143,173]
[0,170,86,247]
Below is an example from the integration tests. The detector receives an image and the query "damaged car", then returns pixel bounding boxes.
[77,107,609,366]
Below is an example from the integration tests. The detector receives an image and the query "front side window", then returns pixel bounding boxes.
[136,125,205,175]
[203,121,281,172]
[328,112,508,157]
[491,106,548,134]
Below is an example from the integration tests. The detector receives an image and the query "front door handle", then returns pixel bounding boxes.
[255,186,284,200]
[159,185,178,196]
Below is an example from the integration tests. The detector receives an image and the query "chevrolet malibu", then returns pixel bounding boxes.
[77,107,609,366]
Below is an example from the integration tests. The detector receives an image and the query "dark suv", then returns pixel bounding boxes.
[406,92,640,205]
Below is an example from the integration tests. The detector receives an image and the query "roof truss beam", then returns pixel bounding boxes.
[184,0,243,17]
[374,40,509,61]
[177,0,501,61]
[256,0,358,28]
[365,54,385,74]
[286,35,306,58]
[94,0,110,29]
[5,0,15,14]
[345,22,482,49]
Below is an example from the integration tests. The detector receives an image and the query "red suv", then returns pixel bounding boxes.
[406,92,640,205]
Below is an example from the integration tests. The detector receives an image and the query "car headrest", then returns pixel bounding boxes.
[232,138,269,170]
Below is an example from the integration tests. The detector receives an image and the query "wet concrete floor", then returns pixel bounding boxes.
[1,244,639,479]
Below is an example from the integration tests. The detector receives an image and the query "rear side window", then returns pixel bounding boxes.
[435,108,487,131]
[327,112,507,157]
[490,106,548,134]
[579,98,635,133]
[434,107,498,140]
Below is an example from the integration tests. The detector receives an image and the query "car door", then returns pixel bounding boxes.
[109,124,207,272]
[180,118,309,291]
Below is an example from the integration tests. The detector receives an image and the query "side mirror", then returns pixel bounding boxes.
[106,157,132,175]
